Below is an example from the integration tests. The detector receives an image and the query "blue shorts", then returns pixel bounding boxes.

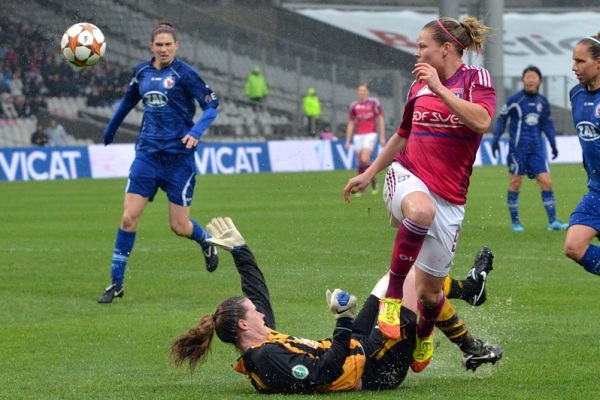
[569,190,600,238]
[508,151,548,179]
[126,152,197,206]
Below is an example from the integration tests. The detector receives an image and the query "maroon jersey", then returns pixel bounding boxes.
[394,64,496,205]
[348,98,384,134]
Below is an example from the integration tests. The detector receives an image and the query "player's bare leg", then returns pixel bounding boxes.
[170,203,218,273]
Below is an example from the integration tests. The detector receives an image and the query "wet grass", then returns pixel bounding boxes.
[0,164,595,399]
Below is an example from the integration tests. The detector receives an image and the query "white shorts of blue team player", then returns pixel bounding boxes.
[383,161,465,278]
[352,132,378,152]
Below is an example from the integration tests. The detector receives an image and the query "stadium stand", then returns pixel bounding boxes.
[0,0,593,147]
[0,0,404,146]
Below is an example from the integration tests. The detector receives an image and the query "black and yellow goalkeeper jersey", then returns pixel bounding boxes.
[234,322,365,393]
[230,247,414,393]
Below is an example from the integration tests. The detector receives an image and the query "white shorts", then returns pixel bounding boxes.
[352,133,378,153]
[383,162,464,277]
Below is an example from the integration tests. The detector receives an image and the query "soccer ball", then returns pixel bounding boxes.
[60,23,106,67]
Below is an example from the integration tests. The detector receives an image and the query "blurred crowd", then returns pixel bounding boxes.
[0,16,130,121]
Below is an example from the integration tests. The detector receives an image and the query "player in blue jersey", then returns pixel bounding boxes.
[564,33,600,276]
[97,21,220,303]
[492,66,569,233]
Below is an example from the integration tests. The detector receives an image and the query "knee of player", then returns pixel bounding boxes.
[508,181,521,191]
[405,205,435,226]
[417,290,442,308]
[120,215,139,231]
[563,240,584,262]
[170,221,190,237]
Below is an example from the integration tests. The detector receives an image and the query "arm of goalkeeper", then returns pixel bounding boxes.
[325,289,357,320]
[206,217,246,252]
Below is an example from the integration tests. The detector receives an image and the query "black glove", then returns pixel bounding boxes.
[492,140,499,158]
[551,145,558,160]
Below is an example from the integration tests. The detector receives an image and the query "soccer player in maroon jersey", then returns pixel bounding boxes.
[344,16,496,373]
[345,84,386,195]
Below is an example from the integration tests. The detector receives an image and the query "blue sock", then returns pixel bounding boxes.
[189,220,211,250]
[578,245,600,276]
[507,190,520,224]
[542,190,557,223]
[111,228,136,286]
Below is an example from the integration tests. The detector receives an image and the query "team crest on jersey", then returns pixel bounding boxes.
[595,104,600,118]
[537,103,543,112]
[450,88,463,99]
[163,76,175,89]
[291,365,309,380]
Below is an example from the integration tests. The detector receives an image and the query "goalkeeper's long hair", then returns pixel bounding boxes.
[170,296,247,372]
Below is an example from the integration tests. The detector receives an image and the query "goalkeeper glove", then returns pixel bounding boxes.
[551,144,558,160]
[491,140,499,158]
[326,289,357,320]
[206,217,246,252]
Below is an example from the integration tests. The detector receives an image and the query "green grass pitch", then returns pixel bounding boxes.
[1,164,597,399]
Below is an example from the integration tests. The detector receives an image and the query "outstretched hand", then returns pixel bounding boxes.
[206,217,246,252]
[325,289,357,320]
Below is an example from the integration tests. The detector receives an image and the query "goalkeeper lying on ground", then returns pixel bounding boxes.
[170,217,503,393]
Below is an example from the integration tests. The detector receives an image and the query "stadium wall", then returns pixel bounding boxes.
[0,136,582,182]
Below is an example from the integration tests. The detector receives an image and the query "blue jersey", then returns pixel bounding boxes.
[105,58,219,154]
[493,90,556,156]
[570,83,600,192]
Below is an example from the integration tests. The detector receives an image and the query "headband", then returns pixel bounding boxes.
[437,19,466,50]
[151,25,176,41]
[586,36,600,46]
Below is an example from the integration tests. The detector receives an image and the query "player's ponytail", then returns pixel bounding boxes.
[170,296,247,372]
[427,16,491,56]
[170,314,216,372]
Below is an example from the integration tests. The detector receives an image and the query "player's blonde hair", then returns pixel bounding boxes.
[424,16,492,56]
